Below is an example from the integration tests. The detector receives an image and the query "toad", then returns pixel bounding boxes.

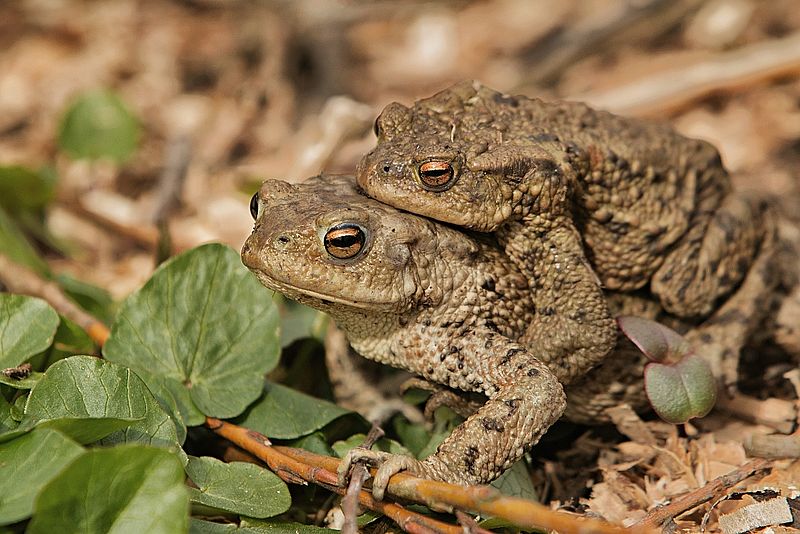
[356,81,778,384]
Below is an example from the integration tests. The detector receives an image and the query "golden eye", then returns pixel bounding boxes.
[418,161,455,191]
[324,223,366,260]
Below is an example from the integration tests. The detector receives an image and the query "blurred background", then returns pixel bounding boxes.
[0,0,799,298]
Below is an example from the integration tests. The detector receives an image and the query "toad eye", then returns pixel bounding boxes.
[418,161,455,191]
[249,193,260,220]
[324,223,366,260]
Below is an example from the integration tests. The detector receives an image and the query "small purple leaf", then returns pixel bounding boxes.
[644,354,718,424]
[617,315,689,363]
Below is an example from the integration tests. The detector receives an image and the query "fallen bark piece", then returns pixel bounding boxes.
[745,434,800,459]
[715,393,797,434]
[718,496,793,534]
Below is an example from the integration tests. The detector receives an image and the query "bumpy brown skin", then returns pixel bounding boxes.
[357,80,776,385]
[242,175,566,498]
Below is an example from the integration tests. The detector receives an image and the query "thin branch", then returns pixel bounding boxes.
[635,458,771,528]
[0,253,111,346]
[205,417,459,534]
[273,441,653,533]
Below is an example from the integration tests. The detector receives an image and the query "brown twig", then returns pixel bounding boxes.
[205,417,458,534]
[635,458,772,528]
[273,444,653,533]
[220,417,644,533]
[0,253,111,347]
[342,423,385,534]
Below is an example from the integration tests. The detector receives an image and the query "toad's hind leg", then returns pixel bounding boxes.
[652,194,770,318]
[683,205,779,388]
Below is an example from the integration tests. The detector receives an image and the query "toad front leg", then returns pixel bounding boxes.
[341,327,565,499]
[503,215,618,382]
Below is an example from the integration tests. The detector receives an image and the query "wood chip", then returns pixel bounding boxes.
[605,404,658,445]
[718,496,793,534]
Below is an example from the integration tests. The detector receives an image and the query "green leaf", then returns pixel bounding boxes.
[24,356,181,450]
[240,519,339,533]
[125,372,187,444]
[190,519,338,534]
[0,205,48,274]
[392,415,432,458]
[490,457,538,500]
[58,90,141,163]
[0,396,15,433]
[52,316,95,354]
[0,416,138,445]
[0,165,56,214]
[279,299,328,347]
[0,428,84,525]
[236,382,351,440]
[0,294,59,368]
[0,370,42,390]
[10,395,24,422]
[186,456,290,518]
[617,315,689,363]
[28,445,188,534]
[29,315,97,371]
[104,244,281,425]
[56,273,115,325]
[644,354,718,424]
[286,432,334,457]
[190,520,244,533]
[416,407,461,460]
[1,165,65,256]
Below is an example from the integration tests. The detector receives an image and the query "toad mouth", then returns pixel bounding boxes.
[249,267,396,311]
